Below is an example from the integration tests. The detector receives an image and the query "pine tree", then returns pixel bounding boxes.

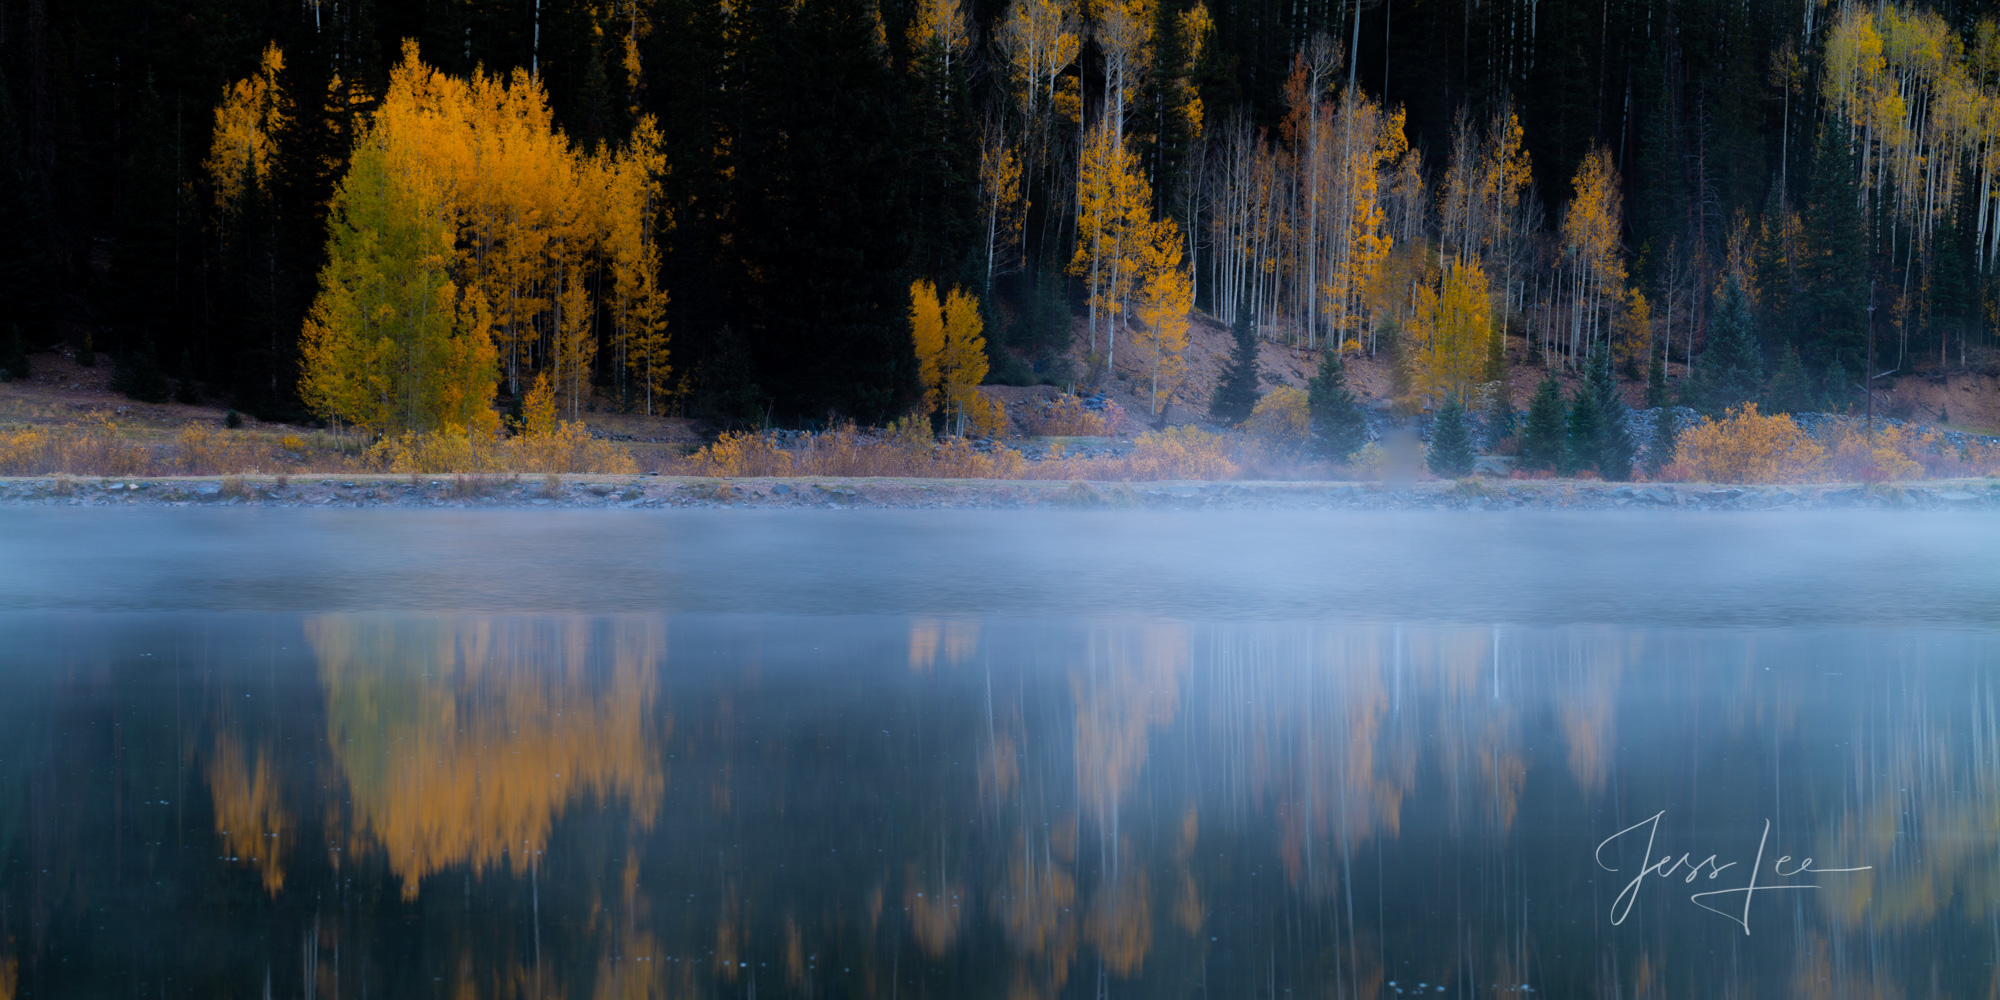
[0,325,27,381]
[174,349,201,404]
[112,338,171,404]
[1209,311,1261,425]
[1426,396,1475,478]
[1484,377,1516,450]
[1306,348,1368,461]
[1587,346,1635,481]
[1563,382,1602,476]
[1764,345,1814,415]
[1521,377,1567,472]
[1643,406,1679,478]
[1644,347,1670,408]
[1686,275,1764,416]
[1796,120,1869,371]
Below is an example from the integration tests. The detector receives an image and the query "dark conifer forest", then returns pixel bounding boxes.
[0,0,1990,426]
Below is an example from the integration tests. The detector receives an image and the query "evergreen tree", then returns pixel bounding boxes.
[174,349,201,404]
[1764,345,1814,414]
[1685,275,1764,415]
[1426,396,1475,478]
[1209,311,1262,425]
[1587,346,1635,481]
[1,325,27,381]
[1796,120,1869,371]
[1820,361,1854,414]
[111,338,171,403]
[1643,406,1679,478]
[1563,381,1603,476]
[1484,377,1516,450]
[1306,348,1369,461]
[1521,377,1567,472]
[1644,345,1670,408]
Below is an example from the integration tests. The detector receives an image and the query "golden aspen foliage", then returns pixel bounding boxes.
[205,43,291,218]
[1670,404,1826,484]
[1406,258,1493,405]
[1558,146,1627,358]
[1613,288,1652,374]
[207,736,293,895]
[1173,3,1214,138]
[979,132,1026,291]
[298,41,670,437]
[1071,119,1154,362]
[999,0,1082,124]
[307,615,664,902]
[1247,384,1310,448]
[1132,218,1193,413]
[910,279,948,415]
[908,0,971,70]
[940,285,996,434]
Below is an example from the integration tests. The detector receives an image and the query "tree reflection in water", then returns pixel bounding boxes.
[0,615,1993,997]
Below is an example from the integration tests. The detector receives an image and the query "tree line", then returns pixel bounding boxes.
[1,0,1995,430]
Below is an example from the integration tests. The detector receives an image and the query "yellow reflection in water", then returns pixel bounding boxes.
[308,615,666,900]
[207,735,292,894]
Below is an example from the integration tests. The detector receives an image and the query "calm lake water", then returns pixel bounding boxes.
[1,509,1996,998]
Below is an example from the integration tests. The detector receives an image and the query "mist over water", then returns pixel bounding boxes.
[0,509,1996,997]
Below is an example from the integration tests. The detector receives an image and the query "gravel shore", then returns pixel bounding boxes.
[5,474,1999,511]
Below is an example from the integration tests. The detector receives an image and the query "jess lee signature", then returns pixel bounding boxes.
[1595,811,1871,935]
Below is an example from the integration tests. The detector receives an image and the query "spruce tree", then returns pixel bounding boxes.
[1307,348,1369,461]
[1,325,27,381]
[1686,275,1764,416]
[1587,346,1635,481]
[1521,377,1567,472]
[1209,311,1262,425]
[174,349,201,404]
[1426,396,1475,478]
[1564,381,1603,476]
[1764,345,1814,415]
[1643,406,1679,478]
[111,338,171,403]
[1484,377,1517,450]
[1797,120,1869,370]
[1644,346,1670,409]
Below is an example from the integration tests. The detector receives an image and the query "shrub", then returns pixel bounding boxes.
[1125,426,1238,480]
[690,430,796,477]
[1824,423,1936,483]
[1247,385,1310,450]
[1670,404,1824,483]
[1026,393,1118,436]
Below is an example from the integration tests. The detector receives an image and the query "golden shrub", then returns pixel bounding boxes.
[1125,426,1238,481]
[1026,393,1114,436]
[1246,385,1310,448]
[1670,404,1825,483]
[1824,423,1935,483]
[691,430,796,478]
[0,417,155,476]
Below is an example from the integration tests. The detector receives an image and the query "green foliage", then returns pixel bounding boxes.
[1685,275,1764,416]
[75,335,96,368]
[1587,346,1635,481]
[1425,396,1475,478]
[1306,348,1369,462]
[1763,345,1814,415]
[1643,407,1679,478]
[1521,377,1567,472]
[1,325,27,381]
[225,409,244,429]
[1795,121,1870,371]
[111,339,171,403]
[1484,377,1516,450]
[1644,346,1670,408]
[1209,311,1261,426]
[174,349,201,404]
[1563,381,1602,476]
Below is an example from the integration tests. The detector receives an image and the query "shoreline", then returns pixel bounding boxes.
[3,474,1997,511]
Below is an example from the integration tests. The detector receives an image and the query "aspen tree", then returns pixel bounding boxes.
[979,130,1025,296]
[910,279,948,416]
[206,44,291,220]
[1072,119,1152,366]
[939,286,990,433]
[1132,218,1193,414]
[1406,258,1492,406]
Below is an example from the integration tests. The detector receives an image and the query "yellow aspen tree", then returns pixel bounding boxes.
[910,279,948,416]
[1132,218,1193,414]
[1071,119,1152,365]
[206,43,291,218]
[552,271,596,419]
[1559,146,1626,364]
[1406,258,1492,406]
[908,0,971,75]
[940,287,991,434]
[979,129,1025,296]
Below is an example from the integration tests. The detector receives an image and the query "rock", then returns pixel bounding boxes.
[773,483,791,495]
[531,498,552,505]
[587,484,612,496]
[1939,491,1977,502]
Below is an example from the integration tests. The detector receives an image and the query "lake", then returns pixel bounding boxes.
[0,509,1996,997]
